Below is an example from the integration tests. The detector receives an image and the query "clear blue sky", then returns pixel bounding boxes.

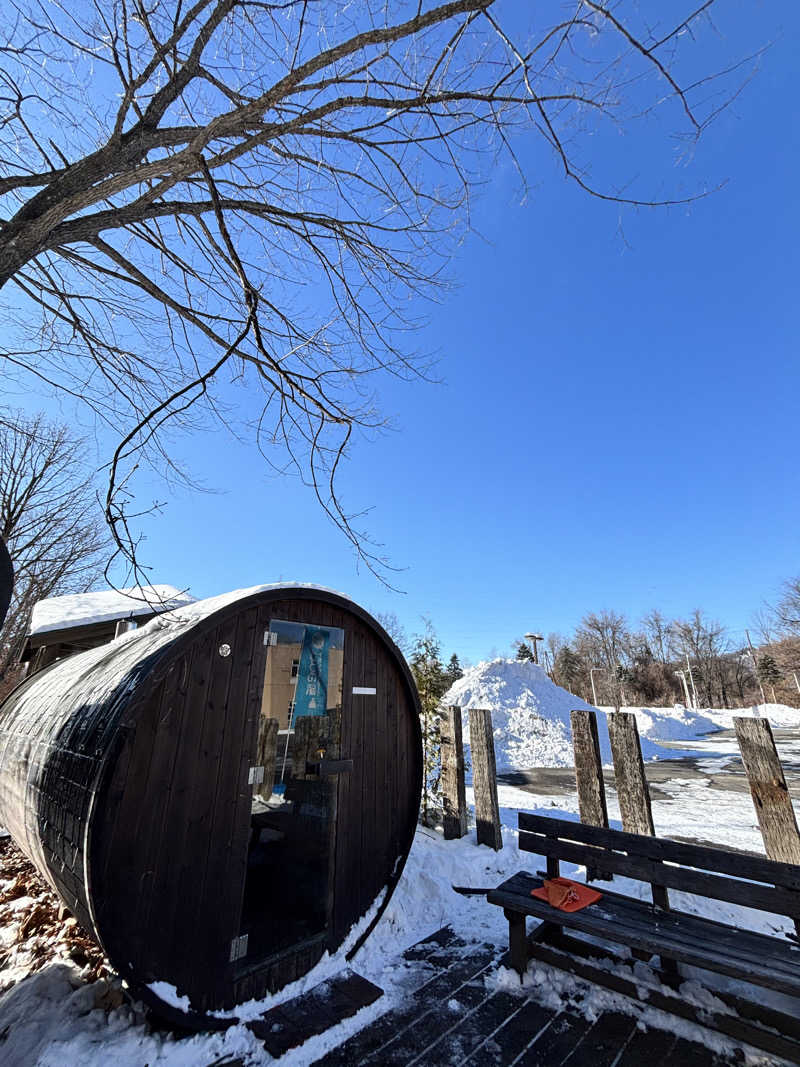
[9,3,800,664]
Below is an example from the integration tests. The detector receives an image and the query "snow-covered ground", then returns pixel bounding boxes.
[2,758,798,1066]
[3,672,799,1065]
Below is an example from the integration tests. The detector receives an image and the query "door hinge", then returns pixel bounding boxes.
[229,934,249,962]
[248,765,265,785]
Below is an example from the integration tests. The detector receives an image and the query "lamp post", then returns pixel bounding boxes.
[590,667,605,707]
[524,631,544,665]
[674,669,691,707]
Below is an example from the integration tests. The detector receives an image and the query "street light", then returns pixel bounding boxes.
[589,667,606,707]
[524,632,544,665]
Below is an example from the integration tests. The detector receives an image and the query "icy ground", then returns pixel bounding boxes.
[2,724,799,1066]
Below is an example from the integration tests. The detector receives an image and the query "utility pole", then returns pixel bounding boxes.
[674,669,691,707]
[794,672,800,695]
[590,667,605,707]
[685,654,698,709]
[746,629,767,706]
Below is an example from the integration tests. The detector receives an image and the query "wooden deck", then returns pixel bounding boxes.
[232,926,741,1065]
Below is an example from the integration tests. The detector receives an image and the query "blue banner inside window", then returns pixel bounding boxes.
[293,627,330,718]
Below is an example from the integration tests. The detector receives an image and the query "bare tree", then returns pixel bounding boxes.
[0,412,108,687]
[0,0,743,578]
[771,577,800,637]
[671,609,730,707]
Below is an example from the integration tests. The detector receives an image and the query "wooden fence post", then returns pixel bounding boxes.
[469,708,502,850]
[571,709,609,829]
[608,712,672,948]
[571,709,611,881]
[734,717,800,865]
[607,712,655,837]
[441,706,468,839]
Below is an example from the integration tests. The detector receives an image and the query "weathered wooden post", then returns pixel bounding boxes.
[607,712,672,930]
[441,705,468,839]
[469,707,502,850]
[571,709,609,829]
[571,709,611,881]
[607,711,654,836]
[734,717,800,865]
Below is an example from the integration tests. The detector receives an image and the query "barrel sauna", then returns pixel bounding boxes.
[0,584,422,1026]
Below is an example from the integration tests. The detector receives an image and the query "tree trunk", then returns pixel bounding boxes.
[0,534,12,630]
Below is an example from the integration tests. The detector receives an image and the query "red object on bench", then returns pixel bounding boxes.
[531,877,602,912]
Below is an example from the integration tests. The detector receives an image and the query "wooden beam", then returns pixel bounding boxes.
[570,708,610,891]
[607,712,654,837]
[734,716,800,865]
[469,708,502,850]
[441,706,468,840]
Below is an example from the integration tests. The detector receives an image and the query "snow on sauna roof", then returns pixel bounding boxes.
[29,585,197,636]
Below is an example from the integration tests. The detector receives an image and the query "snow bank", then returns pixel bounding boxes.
[603,703,800,742]
[443,659,686,771]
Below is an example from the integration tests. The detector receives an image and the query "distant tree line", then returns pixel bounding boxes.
[516,586,800,710]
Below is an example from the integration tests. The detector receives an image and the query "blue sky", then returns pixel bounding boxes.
[8,3,799,664]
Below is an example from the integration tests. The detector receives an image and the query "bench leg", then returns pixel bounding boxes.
[505,910,527,979]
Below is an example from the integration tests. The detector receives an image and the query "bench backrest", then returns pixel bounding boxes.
[519,812,800,921]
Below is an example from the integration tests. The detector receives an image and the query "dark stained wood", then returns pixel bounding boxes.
[518,811,800,890]
[734,715,800,865]
[524,935,800,1064]
[441,706,468,840]
[0,585,422,1025]
[490,869,800,997]
[518,829,800,917]
[607,712,654,837]
[469,708,502,850]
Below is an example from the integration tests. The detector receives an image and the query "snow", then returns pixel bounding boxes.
[2,763,798,1064]
[443,658,800,773]
[29,585,197,636]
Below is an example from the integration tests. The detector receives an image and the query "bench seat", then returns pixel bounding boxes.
[489,870,800,998]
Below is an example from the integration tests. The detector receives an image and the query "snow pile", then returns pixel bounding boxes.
[29,585,197,636]
[603,703,800,742]
[441,660,763,771]
[444,659,641,770]
[443,659,600,770]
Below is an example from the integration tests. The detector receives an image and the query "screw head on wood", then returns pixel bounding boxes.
[218,643,231,657]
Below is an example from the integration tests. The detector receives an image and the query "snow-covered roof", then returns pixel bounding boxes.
[29,585,197,637]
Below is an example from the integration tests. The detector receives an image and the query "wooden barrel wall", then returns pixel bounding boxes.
[0,585,422,1025]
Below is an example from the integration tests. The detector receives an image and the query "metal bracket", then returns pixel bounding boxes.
[229,933,248,962]
[248,765,265,785]
[263,630,278,646]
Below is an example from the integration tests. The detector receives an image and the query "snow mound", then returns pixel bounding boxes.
[443,659,717,772]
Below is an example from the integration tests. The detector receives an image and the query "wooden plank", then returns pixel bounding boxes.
[570,710,609,830]
[468,708,502,850]
[734,716,800,865]
[517,811,800,891]
[441,706,468,840]
[247,969,382,1058]
[517,829,800,917]
[570,708,611,881]
[488,874,800,996]
[607,712,654,837]
[524,937,800,1065]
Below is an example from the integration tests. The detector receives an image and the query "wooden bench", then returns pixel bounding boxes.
[487,812,800,1063]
